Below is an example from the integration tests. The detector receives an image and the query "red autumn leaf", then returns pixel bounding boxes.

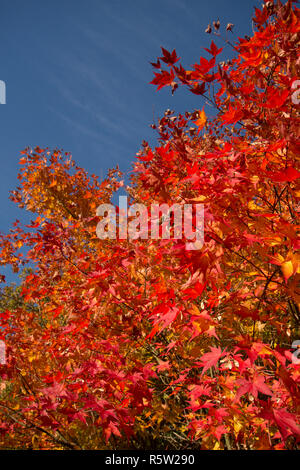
[253,6,270,25]
[221,104,244,124]
[264,88,290,109]
[156,360,171,372]
[160,47,180,66]
[0,1,299,451]
[236,375,273,401]
[269,167,300,182]
[273,409,300,441]
[150,69,176,91]
[190,82,206,95]
[213,424,228,441]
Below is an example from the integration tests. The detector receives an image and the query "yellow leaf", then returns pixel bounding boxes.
[281,260,293,281]
[248,200,261,211]
[233,417,243,434]
[28,353,36,363]
[267,236,282,247]
[213,441,221,450]
[191,195,207,202]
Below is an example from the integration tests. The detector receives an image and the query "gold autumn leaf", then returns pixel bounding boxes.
[281,253,300,281]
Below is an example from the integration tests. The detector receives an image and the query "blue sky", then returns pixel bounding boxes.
[0,0,262,282]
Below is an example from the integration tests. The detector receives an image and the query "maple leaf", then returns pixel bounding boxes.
[190,82,206,95]
[264,88,290,109]
[104,421,122,442]
[280,253,299,281]
[150,58,161,69]
[198,347,225,375]
[195,56,216,75]
[221,104,244,124]
[182,281,206,300]
[273,409,300,440]
[156,360,171,372]
[155,306,180,332]
[40,382,68,402]
[236,375,273,401]
[253,6,270,25]
[213,424,227,441]
[270,167,300,183]
[212,407,229,422]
